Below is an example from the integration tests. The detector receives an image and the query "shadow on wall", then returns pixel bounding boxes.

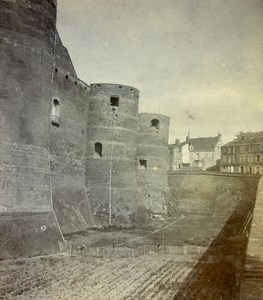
[172,192,257,299]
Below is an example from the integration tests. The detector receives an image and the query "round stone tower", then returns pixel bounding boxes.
[0,0,63,258]
[86,83,139,227]
[136,113,170,216]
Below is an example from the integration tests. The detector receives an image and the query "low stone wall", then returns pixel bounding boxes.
[240,177,263,299]
[168,171,260,217]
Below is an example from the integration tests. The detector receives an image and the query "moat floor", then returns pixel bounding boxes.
[0,214,229,299]
[0,253,197,300]
[65,214,224,250]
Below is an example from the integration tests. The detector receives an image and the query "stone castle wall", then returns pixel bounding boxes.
[168,171,259,217]
[0,0,63,258]
[50,41,93,234]
[137,113,170,215]
[0,0,171,258]
[0,0,57,213]
[86,84,140,227]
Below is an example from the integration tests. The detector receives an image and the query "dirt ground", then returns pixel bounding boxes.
[0,215,222,300]
[65,214,224,250]
[0,253,197,300]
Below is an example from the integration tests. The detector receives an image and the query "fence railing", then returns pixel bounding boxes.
[65,243,207,259]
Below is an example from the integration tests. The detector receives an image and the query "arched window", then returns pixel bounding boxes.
[51,98,61,127]
[151,119,159,130]
[94,142,102,158]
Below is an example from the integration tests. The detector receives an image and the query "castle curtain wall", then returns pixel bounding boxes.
[50,50,93,233]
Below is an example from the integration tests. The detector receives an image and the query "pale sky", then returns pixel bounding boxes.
[57,0,263,144]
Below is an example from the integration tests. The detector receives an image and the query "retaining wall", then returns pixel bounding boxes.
[168,171,259,217]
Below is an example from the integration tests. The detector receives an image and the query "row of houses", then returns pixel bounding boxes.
[169,131,263,175]
[220,132,263,175]
[168,134,223,171]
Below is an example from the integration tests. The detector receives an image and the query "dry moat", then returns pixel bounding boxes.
[0,214,253,299]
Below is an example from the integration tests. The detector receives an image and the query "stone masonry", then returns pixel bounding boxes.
[0,0,170,258]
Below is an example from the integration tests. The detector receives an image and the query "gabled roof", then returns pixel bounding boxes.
[222,131,263,147]
[179,136,221,152]
[168,139,181,149]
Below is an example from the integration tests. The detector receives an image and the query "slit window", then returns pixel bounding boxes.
[94,142,102,158]
[110,96,119,107]
[51,98,61,127]
[139,159,147,170]
[151,119,160,130]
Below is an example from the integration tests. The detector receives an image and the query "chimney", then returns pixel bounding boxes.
[175,139,180,145]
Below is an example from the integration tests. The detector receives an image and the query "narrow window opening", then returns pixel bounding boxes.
[139,159,147,170]
[94,142,102,158]
[257,154,260,162]
[151,119,160,130]
[51,98,61,127]
[110,96,119,107]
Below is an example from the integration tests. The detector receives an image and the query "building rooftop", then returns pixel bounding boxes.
[169,135,221,152]
[222,131,263,147]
